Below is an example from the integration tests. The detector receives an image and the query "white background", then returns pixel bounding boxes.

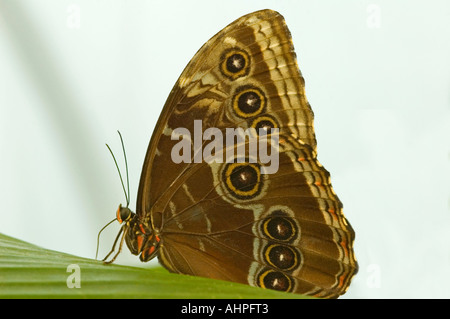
[1,0,449,298]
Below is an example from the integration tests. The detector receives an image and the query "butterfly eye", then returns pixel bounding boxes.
[223,163,263,200]
[257,269,293,292]
[262,215,297,242]
[263,244,300,271]
[116,205,134,224]
[232,86,266,118]
[220,49,250,80]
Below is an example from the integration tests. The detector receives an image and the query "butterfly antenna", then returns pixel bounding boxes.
[95,218,116,260]
[106,131,130,207]
[117,130,130,207]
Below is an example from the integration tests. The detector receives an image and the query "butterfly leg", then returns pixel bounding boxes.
[102,225,124,264]
[105,228,128,264]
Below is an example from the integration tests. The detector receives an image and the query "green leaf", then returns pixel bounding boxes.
[0,233,308,298]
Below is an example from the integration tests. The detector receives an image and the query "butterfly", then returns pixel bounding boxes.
[100,9,358,298]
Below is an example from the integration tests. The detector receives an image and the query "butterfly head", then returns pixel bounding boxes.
[116,204,134,224]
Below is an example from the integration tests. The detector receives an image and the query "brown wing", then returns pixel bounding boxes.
[136,9,316,218]
[136,9,357,298]
[157,145,357,298]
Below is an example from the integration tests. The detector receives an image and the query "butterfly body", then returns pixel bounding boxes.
[105,9,357,298]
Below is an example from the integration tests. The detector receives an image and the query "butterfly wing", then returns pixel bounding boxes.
[136,9,357,298]
[158,146,357,298]
[137,9,316,218]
